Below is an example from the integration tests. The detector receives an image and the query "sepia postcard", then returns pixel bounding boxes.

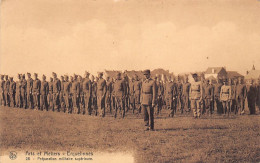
[0,0,260,162]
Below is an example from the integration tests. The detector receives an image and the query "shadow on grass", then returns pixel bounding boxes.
[155,126,229,131]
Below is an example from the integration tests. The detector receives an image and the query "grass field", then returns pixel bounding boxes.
[0,106,259,163]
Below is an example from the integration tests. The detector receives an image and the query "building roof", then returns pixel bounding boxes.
[245,70,260,79]
[227,71,244,79]
[205,67,225,74]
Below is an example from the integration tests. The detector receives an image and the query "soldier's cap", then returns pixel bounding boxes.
[143,69,150,75]
[85,71,90,75]
[34,73,38,76]
[98,72,103,75]
[10,77,13,79]
[78,75,82,78]
[42,74,46,78]
[60,75,64,78]
[52,72,56,75]
[22,74,25,77]
[73,74,78,77]
[27,72,31,75]
[192,73,198,77]
[64,75,68,78]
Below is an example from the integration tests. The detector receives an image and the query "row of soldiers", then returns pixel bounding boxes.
[0,71,259,119]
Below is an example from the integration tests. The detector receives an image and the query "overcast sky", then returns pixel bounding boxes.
[1,0,260,79]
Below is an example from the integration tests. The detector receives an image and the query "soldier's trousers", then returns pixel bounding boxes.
[106,95,112,113]
[10,93,16,107]
[21,91,26,108]
[236,98,245,114]
[84,94,92,115]
[222,101,231,115]
[40,94,48,110]
[191,99,201,117]
[156,96,163,115]
[166,96,175,117]
[53,93,60,111]
[204,98,213,115]
[182,95,190,112]
[114,96,125,118]
[63,94,71,113]
[59,93,65,112]
[72,93,79,114]
[177,95,183,112]
[48,93,54,111]
[4,92,10,106]
[27,93,33,109]
[97,95,105,117]
[0,92,5,106]
[15,93,21,108]
[33,93,40,109]
[214,97,223,114]
[134,94,141,113]
[142,104,154,129]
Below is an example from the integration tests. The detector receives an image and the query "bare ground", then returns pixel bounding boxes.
[0,106,259,163]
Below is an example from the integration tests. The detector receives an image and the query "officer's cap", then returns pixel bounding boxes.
[192,73,198,77]
[42,74,46,78]
[60,75,64,78]
[27,72,31,75]
[34,73,38,76]
[143,69,150,75]
[85,71,90,75]
[98,72,103,76]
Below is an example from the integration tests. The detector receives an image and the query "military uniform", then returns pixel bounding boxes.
[9,78,16,107]
[176,81,183,113]
[26,75,34,109]
[182,81,190,112]
[0,76,5,106]
[15,76,22,108]
[133,78,142,114]
[53,76,61,111]
[82,77,92,115]
[156,80,164,115]
[236,82,247,115]
[71,77,80,114]
[91,79,97,115]
[21,75,27,108]
[141,70,156,130]
[60,77,66,112]
[4,77,10,106]
[63,77,72,113]
[203,83,214,115]
[96,75,107,117]
[189,80,203,118]
[40,77,49,110]
[214,82,223,114]
[106,79,113,114]
[246,83,257,114]
[32,75,41,110]
[128,79,135,113]
[113,76,127,118]
[48,78,54,111]
[165,80,177,117]
[220,84,232,115]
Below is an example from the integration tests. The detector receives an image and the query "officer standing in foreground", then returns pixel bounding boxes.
[141,69,156,131]
[189,73,203,118]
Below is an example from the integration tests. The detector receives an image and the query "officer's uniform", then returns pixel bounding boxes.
[106,79,113,114]
[176,81,183,113]
[21,75,27,108]
[15,76,22,108]
[141,70,156,130]
[91,80,97,115]
[60,77,65,112]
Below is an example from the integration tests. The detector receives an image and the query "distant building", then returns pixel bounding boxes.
[204,67,227,80]
[245,65,260,82]
[227,71,244,80]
